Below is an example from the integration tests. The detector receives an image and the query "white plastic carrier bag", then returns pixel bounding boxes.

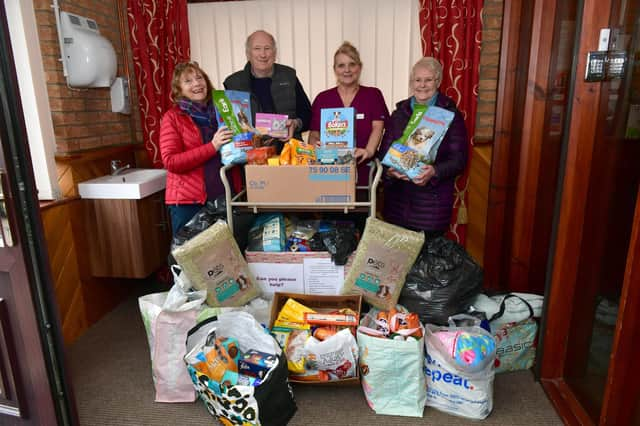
[424,322,497,420]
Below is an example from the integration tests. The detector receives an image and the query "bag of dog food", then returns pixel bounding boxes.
[382,104,455,179]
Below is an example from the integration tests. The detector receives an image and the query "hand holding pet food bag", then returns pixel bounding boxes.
[212,90,254,165]
[382,104,454,179]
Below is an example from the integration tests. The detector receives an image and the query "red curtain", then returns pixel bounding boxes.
[127,0,191,168]
[419,0,483,245]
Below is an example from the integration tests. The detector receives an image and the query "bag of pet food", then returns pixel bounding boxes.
[172,219,260,307]
[382,104,454,179]
[341,217,424,310]
[212,90,254,165]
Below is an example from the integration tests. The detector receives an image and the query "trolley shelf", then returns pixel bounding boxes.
[220,159,383,232]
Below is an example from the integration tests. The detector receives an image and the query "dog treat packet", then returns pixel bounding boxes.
[382,104,455,179]
[289,138,316,165]
[341,217,424,311]
[172,219,260,307]
[212,90,254,165]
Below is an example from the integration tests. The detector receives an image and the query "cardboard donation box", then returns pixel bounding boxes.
[245,164,356,204]
[269,292,362,386]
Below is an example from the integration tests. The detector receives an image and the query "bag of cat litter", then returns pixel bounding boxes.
[172,219,260,307]
[212,90,254,165]
[341,217,424,311]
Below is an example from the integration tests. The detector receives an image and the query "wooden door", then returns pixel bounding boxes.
[0,3,77,425]
[540,0,640,424]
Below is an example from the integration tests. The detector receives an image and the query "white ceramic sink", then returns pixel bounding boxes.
[78,168,167,199]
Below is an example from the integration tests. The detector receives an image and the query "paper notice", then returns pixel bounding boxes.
[247,263,304,296]
[303,257,344,295]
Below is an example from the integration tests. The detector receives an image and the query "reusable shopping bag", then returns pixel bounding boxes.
[138,265,206,402]
[185,312,296,426]
[424,322,496,420]
[357,308,426,417]
[489,294,539,373]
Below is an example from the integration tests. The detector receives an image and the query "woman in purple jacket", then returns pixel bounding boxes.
[378,57,468,238]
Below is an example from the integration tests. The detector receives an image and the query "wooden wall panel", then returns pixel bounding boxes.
[467,144,492,266]
[483,0,531,290]
[40,201,88,346]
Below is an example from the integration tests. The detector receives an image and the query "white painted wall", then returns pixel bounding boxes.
[188,0,422,113]
[6,0,60,200]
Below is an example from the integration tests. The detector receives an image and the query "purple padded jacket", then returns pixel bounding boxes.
[378,94,468,232]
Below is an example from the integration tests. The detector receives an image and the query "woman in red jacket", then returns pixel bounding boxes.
[160,62,233,235]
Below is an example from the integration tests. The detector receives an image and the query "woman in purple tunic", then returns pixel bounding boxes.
[309,42,389,186]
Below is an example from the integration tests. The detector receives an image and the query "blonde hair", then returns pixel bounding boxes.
[170,61,214,103]
[333,41,362,68]
[411,57,443,83]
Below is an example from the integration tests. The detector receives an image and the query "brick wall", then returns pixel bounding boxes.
[476,0,503,142]
[33,0,141,153]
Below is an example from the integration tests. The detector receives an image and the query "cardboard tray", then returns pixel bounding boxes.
[269,292,362,386]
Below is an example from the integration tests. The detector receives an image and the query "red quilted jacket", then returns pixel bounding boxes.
[160,105,241,204]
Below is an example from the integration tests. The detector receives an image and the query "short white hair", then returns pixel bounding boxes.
[411,57,443,83]
[245,30,277,56]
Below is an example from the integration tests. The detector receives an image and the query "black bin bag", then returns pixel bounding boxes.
[398,236,483,325]
[169,196,253,262]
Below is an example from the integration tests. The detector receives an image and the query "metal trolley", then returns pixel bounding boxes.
[220,159,384,232]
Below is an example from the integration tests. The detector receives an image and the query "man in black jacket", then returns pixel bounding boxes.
[224,30,311,141]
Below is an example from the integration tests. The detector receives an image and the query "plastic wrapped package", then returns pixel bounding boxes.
[341,217,424,310]
[319,225,359,265]
[399,236,483,325]
[247,214,286,252]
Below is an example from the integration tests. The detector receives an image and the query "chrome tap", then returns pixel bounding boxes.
[110,160,131,175]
